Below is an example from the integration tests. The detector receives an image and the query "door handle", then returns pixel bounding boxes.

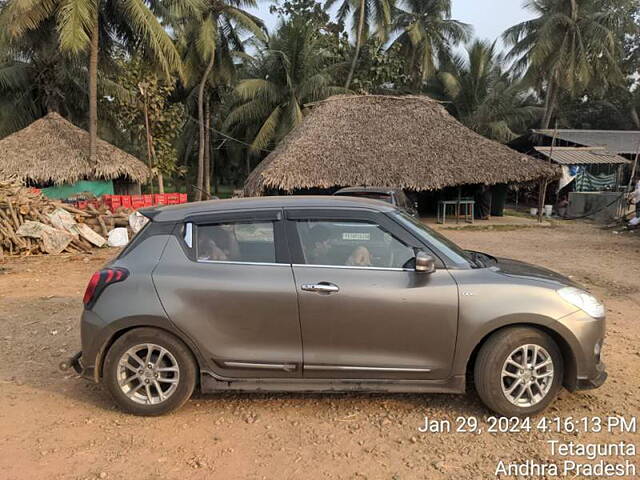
[301,282,340,294]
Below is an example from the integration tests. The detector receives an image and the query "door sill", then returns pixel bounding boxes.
[200,371,465,394]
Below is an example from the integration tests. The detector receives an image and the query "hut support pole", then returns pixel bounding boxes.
[538,127,558,222]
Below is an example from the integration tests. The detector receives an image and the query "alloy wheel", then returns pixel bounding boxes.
[117,343,180,405]
[501,344,554,407]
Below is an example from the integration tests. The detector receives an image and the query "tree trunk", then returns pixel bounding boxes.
[541,79,557,129]
[345,0,366,90]
[142,88,155,194]
[537,180,548,223]
[210,101,216,195]
[631,105,640,129]
[203,97,211,199]
[196,51,216,201]
[157,173,165,194]
[88,11,99,161]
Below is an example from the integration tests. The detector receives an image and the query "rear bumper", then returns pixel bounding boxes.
[59,351,95,381]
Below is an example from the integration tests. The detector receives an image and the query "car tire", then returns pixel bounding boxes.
[103,328,197,416]
[474,327,563,417]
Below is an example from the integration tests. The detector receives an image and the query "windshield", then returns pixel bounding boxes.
[391,211,476,267]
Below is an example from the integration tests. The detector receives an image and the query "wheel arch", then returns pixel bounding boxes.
[94,321,206,385]
[464,323,578,391]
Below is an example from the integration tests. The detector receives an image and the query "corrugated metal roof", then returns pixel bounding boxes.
[534,146,630,165]
[533,129,640,154]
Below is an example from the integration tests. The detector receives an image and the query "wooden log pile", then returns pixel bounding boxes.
[0,181,134,256]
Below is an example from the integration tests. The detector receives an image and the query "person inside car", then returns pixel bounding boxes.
[197,225,241,261]
[347,245,373,266]
[307,224,372,266]
[198,235,228,261]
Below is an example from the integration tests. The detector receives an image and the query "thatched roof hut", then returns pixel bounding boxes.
[0,112,150,185]
[245,95,559,196]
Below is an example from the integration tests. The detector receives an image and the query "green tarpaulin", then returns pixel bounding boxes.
[41,180,114,199]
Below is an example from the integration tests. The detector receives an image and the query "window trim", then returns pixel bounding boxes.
[292,263,415,273]
[197,259,288,267]
[184,222,193,248]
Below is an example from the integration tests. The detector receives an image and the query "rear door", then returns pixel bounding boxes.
[286,208,459,380]
[153,209,302,378]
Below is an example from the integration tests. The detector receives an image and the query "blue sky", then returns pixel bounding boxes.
[249,0,536,45]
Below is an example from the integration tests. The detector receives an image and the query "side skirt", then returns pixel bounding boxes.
[200,371,466,394]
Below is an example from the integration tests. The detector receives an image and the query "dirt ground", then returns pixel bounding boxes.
[0,221,639,480]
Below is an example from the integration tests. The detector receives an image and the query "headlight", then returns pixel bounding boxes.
[558,287,605,318]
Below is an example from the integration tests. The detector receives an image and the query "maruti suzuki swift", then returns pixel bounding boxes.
[63,196,607,416]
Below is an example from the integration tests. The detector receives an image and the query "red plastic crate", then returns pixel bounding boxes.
[179,193,187,204]
[102,194,122,211]
[106,198,122,210]
[165,193,180,205]
[143,194,153,207]
[153,194,167,205]
[120,196,132,208]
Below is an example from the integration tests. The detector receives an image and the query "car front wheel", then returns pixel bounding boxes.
[103,328,197,416]
[474,327,563,416]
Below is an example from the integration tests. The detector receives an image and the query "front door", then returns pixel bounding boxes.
[286,209,459,380]
[154,209,302,378]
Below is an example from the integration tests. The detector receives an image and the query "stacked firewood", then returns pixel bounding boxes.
[0,181,134,256]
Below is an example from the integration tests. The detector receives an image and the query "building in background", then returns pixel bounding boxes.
[0,113,150,199]
[244,95,559,218]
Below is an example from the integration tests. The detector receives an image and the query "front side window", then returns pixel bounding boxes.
[295,220,415,269]
[197,221,275,263]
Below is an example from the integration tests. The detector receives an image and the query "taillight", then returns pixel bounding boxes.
[83,267,129,307]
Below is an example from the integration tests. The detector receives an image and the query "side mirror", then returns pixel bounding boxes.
[415,251,436,273]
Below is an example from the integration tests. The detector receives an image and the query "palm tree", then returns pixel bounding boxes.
[503,0,624,128]
[427,40,541,143]
[224,19,348,155]
[391,0,471,89]
[0,20,86,136]
[324,0,394,89]
[0,0,187,160]
[176,0,266,200]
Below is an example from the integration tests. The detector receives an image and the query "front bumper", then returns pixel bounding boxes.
[554,310,607,391]
[576,361,608,390]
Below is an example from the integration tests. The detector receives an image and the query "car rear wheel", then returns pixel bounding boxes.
[103,328,197,416]
[474,327,563,416]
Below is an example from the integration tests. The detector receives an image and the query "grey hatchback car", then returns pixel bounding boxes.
[65,196,607,416]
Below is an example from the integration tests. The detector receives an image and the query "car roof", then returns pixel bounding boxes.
[334,186,398,195]
[141,195,397,223]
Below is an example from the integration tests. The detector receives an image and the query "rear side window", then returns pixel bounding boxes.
[196,221,275,264]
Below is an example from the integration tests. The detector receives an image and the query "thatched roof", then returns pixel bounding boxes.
[245,95,559,195]
[0,112,151,185]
